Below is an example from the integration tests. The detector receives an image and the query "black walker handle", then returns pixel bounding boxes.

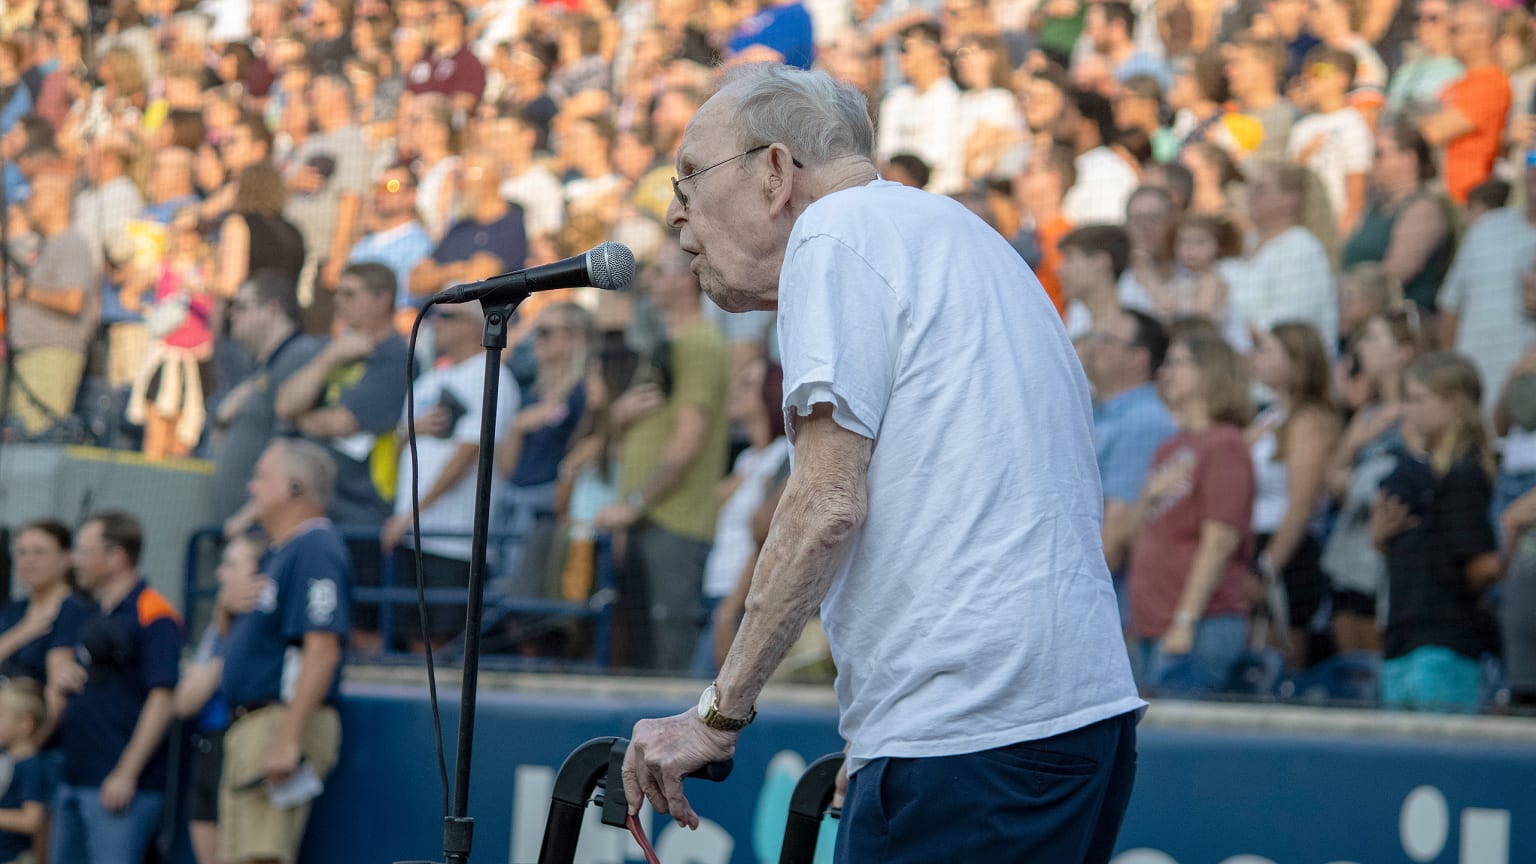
[778,752,845,864]
[536,736,733,864]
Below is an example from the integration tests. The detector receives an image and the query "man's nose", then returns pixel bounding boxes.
[665,196,686,230]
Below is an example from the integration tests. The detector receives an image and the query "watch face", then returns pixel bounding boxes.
[698,684,715,718]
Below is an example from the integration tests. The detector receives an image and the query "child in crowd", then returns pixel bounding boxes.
[0,681,47,864]
[1333,263,1402,410]
[1371,352,1502,711]
[1145,214,1247,349]
[174,535,267,864]
[1289,47,1373,236]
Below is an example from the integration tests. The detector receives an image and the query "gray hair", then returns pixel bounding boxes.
[720,64,874,164]
[271,438,337,511]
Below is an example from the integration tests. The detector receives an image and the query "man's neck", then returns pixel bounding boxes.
[36,216,68,237]
[6,740,36,760]
[1095,377,1146,402]
[358,319,396,344]
[662,301,701,333]
[909,70,942,93]
[1080,281,1119,321]
[316,116,351,135]
[1255,219,1293,245]
[436,38,463,59]
[1316,95,1347,113]
[473,196,508,223]
[1237,87,1278,110]
[1107,40,1134,66]
[257,323,298,361]
[97,571,139,613]
[262,509,322,546]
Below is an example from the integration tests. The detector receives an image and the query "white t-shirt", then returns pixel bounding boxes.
[1227,226,1339,350]
[1438,207,1536,418]
[875,78,966,195]
[394,353,519,561]
[1286,108,1372,225]
[500,165,566,239]
[702,438,791,599]
[1062,147,1139,226]
[777,180,1144,772]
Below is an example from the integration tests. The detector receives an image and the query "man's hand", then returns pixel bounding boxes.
[412,404,454,439]
[621,710,737,829]
[218,573,268,616]
[321,257,345,291]
[381,513,413,550]
[327,330,375,365]
[290,166,326,195]
[831,757,849,810]
[1159,619,1195,656]
[594,502,640,532]
[263,733,302,784]
[465,252,506,282]
[611,383,665,428]
[99,768,137,812]
[52,660,87,694]
[1370,492,1419,552]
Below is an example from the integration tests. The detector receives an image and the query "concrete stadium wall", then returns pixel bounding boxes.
[293,676,1536,864]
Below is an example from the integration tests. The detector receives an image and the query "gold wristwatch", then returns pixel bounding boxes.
[696,682,755,732]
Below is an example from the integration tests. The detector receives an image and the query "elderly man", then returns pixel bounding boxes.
[622,64,1142,862]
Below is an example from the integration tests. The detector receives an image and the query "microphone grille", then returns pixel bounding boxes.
[588,242,636,292]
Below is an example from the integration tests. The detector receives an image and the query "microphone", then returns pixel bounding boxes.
[430,241,636,305]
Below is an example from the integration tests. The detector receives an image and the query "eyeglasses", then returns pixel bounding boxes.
[670,145,802,210]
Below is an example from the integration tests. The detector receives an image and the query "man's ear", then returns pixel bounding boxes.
[766,143,795,216]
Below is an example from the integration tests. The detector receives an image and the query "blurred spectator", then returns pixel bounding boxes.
[124,207,217,460]
[0,39,33,137]
[1465,176,1511,223]
[212,272,324,527]
[1332,261,1400,404]
[956,33,1026,184]
[275,262,409,528]
[1418,0,1509,204]
[1227,160,1338,349]
[1015,144,1076,315]
[597,242,730,672]
[497,40,560,151]
[493,110,565,266]
[397,93,461,242]
[1,115,55,203]
[72,132,142,273]
[1020,64,1075,154]
[694,358,789,678]
[729,0,816,69]
[306,0,353,75]
[47,510,181,864]
[408,148,528,299]
[347,161,436,335]
[34,24,85,131]
[1323,304,1420,654]
[550,15,612,104]
[876,22,965,194]
[282,73,369,332]
[0,679,46,858]
[1226,35,1295,163]
[1143,157,1196,211]
[1119,185,1177,310]
[1144,213,1248,348]
[1059,223,1133,339]
[381,300,516,651]
[1384,0,1463,118]
[1341,122,1455,314]
[493,302,599,602]
[1496,8,1536,182]
[1123,328,1255,694]
[212,162,307,303]
[1306,0,1388,94]
[219,440,349,864]
[1437,154,1536,417]
[1500,482,1536,708]
[1087,308,1178,577]
[0,519,74,684]
[1063,87,1141,224]
[1115,75,1178,164]
[1084,1,1171,88]
[1370,351,1500,711]
[882,152,932,188]
[1169,48,1241,156]
[404,0,486,113]
[3,169,98,437]
[1248,322,1341,671]
[171,534,265,864]
[1289,46,1372,235]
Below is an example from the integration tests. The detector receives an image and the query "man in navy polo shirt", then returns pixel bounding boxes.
[46,510,182,864]
[220,438,351,864]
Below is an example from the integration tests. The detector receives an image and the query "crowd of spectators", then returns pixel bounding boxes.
[0,0,1534,719]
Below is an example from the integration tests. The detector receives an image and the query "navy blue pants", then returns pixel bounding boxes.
[834,711,1138,864]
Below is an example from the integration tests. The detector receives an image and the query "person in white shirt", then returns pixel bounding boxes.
[874,22,966,195]
[1062,89,1141,226]
[380,300,518,650]
[1288,47,1373,235]
[623,63,1142,863]
[1227,161,1339,350]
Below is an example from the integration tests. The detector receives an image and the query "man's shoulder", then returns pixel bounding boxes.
[370,333,411,365]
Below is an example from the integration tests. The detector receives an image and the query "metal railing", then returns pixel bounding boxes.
[182,524,617,669]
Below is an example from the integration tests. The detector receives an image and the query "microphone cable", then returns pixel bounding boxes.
[405,300,451,821]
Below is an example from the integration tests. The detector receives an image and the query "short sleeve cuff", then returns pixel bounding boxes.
[783,378,879,441]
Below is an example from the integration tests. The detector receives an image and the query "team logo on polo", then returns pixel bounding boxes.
[257,576,279,613]
[308,579,338,626]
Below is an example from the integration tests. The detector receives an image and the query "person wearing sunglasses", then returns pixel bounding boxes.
[1384,0,1464,118]
[621,63,1142,864]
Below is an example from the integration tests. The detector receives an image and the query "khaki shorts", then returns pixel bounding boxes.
[219,705,341,864]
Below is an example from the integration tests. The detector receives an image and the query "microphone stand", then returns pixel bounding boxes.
[441,291,525,864]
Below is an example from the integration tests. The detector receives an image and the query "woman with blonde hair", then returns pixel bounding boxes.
[1118,328,1256,694]
[1248,322,1342,670]
[1323,305,1425,653]
[1370,351,1501,711]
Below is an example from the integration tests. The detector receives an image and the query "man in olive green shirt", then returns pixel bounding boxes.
[597,242,730,672]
